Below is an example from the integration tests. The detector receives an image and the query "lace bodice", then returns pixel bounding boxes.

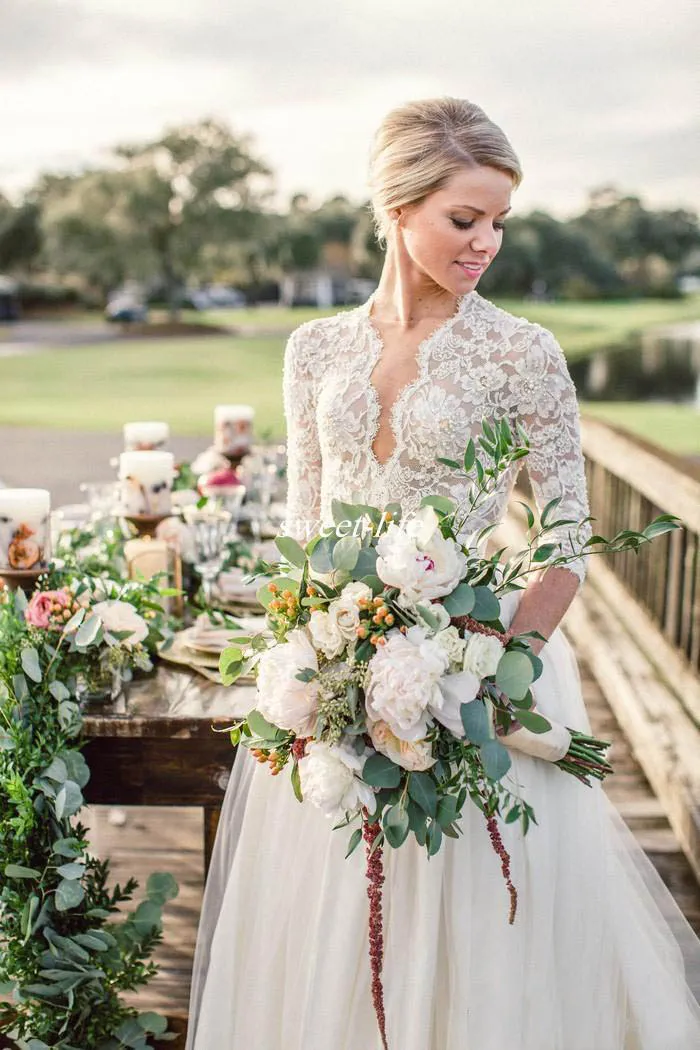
[281,290,592,588]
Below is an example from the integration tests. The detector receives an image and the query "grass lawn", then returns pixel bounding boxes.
[0,335,288,438]
[167,294,700,360]
[1,295,699,455]
[580,401,700,456]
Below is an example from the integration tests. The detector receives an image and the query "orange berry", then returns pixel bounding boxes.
[377,636,387,646]
[281,589,292,599]
[385,614,395,626]
[399,625,407,633]
[373,597,383,608]
[268,582,278,593]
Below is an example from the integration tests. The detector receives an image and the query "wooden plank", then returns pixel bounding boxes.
[580,417,700,533]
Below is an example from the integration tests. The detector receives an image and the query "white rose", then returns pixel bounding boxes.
[92,600,149,648]
[463,632,505,678]
[366,625,449,741]
[298,741,376,820]
[367,718,436,772]
[434,668,482,737]
[255,628,319,735]
[329,581,372,641]
[376,507,467,605]
[308,608,345,660]
[433,625,466,667]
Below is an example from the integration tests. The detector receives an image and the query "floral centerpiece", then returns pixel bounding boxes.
[219,417,680,1049]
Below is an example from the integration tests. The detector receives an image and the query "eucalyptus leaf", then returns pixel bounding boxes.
[75,613,102,648]
[479,739,512,781]
[470,586,501,622]
[442,583,475,617]
[55,780,83,820]
[407,772,438,817]
[55,878,85,912]
[362,753,401,789]
[383,804,410,848]
[56,862,85,880]
[5,863,41,879]
[21,647,42,683]
[332,535,361,571]
[345,827,363,858]
[42,757,68,784]
[495,651,535,702]
[275,535,307,568]
[460,699,492,745]
[515,709,552,734]
[137,1012,168,1035]
[48,680,70,701]
[146,871,179,904]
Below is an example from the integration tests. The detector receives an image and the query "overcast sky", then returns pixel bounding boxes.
[2,0,699,218]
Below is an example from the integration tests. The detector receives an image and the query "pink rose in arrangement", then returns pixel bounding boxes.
[25,589,73,630]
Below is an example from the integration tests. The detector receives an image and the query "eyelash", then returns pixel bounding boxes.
[451,218,507,232]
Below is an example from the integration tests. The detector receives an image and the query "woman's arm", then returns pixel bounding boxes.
[505,325,593,654]
[281,326,323,544]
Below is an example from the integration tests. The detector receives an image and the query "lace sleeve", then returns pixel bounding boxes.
[281,325,323,543]
[513,324,592,590]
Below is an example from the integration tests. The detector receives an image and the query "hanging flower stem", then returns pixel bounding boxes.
[362,814,389,1050]
[486,814,518,924]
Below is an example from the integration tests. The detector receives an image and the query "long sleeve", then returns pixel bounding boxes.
[281,325,323,543]
[511,324,592,590]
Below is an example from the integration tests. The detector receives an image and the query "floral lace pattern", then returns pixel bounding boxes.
[282,290,592,588]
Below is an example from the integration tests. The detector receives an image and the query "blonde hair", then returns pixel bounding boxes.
[368,97,522,244]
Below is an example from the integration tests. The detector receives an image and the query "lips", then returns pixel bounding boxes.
[456,261,485,276]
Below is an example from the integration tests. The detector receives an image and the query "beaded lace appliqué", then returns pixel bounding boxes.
[282,290,592,588]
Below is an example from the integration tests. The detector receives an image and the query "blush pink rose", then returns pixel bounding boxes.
[25,589,71,629]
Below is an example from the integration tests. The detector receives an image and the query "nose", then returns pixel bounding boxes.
[468,222,500,258]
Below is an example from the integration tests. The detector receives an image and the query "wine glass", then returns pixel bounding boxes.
[183,505,232,607]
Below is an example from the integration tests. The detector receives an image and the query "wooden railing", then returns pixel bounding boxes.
[580,416,700,677]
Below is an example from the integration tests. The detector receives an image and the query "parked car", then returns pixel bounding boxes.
[185,286,246,310]
[105,295,148,323]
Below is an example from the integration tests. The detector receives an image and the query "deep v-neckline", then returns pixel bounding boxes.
[360,291,475,470]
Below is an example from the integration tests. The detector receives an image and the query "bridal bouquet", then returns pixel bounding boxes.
[219,417,679,1049]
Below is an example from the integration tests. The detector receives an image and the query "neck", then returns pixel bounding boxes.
[371,241,462,329]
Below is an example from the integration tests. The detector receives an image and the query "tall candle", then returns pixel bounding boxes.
[214,404,254,457]
[0,488,51,571]
[119,451,174,516]
[123,421,170,451]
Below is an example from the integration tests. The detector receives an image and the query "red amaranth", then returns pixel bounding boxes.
[291,737,309,761]
[486,814,518,924]
[362,816,389,1050]
[450,613,510,645]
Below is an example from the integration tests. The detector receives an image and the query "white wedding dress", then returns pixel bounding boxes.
[186,291,700,1049]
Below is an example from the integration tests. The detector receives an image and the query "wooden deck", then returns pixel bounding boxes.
[84,642,700,1037]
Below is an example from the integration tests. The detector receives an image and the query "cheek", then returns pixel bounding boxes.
[405,222,458,266]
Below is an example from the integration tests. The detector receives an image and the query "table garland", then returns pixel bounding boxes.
[0,566,179,1050]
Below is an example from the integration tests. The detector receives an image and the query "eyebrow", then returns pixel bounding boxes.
[451,204,512,216]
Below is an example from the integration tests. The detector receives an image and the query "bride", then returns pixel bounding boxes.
[186,98,700,1049]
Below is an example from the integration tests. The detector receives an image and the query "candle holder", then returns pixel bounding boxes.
[0,567,44,594]
[122,513,172,538]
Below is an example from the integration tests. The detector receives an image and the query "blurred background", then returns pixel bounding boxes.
[1,0,699,501]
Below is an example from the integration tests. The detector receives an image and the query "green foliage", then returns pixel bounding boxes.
[0,584,178,1048]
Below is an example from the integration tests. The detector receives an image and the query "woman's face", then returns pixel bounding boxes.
[393,166,513,296]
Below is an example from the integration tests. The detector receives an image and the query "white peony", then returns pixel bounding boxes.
[366,624,449,741]
[376,506,467,606]
[329,581,373,641]
[433,625,466,667]
[463,632,505,678]
[367,718,436,772]
[255,629,319,735]
[308,608,346,660]
[298,741,376,820]
[155,515,197,563]
[92,600,149,648]
[434,668,482,737]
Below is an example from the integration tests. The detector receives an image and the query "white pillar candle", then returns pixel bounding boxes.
[214,404,255,456]
[119,451,174,516]
[123,421,170,451]
[0,488,51,571]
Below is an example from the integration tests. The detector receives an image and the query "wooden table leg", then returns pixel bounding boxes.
[203,806,221,878]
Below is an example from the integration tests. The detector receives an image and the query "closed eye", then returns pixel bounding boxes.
[451,217,506,232]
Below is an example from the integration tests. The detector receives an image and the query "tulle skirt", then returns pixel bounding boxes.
[186,591,700,1050]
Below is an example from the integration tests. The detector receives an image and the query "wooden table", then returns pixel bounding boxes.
[82,665,256,873]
